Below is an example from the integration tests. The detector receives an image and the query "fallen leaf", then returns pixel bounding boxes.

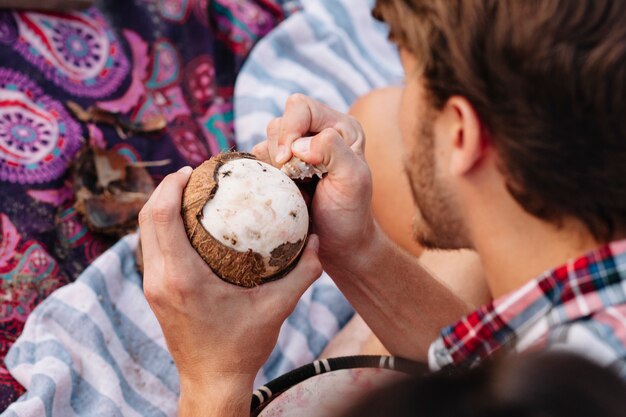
[94,147,128,189]
[73,146,158,236]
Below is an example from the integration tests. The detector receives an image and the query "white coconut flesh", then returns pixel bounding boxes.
[200,158,308,260]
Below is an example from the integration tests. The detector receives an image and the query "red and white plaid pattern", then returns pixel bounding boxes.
[429,240,626,377]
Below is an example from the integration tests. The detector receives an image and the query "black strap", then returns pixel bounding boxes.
[250,355,429,415]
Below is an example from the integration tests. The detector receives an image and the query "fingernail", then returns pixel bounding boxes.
[292,137,311,155]
[276,145,288,163]
[178,166,193,175]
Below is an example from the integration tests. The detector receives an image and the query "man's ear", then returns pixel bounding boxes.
[442,96,487,177]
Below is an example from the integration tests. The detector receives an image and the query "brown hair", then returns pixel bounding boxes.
[374,0,626,242]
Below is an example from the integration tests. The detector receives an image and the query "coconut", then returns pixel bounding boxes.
[181,152,309,287]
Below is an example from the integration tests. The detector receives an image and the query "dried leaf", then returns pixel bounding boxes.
[121,115,167,133]
[66,101,92,123]
[66,101,166,138]
[81,193,149,234]
[94,147,128,189]
[126,166,157,194]
[73,146,156,237]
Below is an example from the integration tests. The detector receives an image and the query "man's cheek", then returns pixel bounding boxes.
[399,81,423,145]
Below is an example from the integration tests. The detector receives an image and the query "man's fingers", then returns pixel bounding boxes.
[291,128,369,182]
[151,167,194,261]
[338,118,366,156]
[283,94,342,134]
[266,117,283,166]
[251,140,271,164]
[275,95,366,165]
[139,175,173,307]
[138,173,170,277]
[277,94,341,164]
[267,117,282,140]
[275,95,313,164]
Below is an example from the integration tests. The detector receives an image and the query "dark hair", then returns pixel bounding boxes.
[374,0,626,242]
[342,352,626,417]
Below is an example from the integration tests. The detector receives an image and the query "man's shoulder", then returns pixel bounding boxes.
[534,304,626,377]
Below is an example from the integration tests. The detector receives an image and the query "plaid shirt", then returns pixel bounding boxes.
[429,239,626,377]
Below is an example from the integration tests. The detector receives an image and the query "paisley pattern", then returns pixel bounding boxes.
[0,213,68,408]
[131,39,190,124]
[0,226,59,287]
[192,0,210,26]
[199,100,235,156]
[212,0,281,55]
[56,205,89,248]
[159,0,191,22]
[146,39,180,89]
[0,68,82,184]
[169,114,210,165]
[10,10,129,98]
[0,13,18,45]
[0,0,293,410]
[183,55,216,114]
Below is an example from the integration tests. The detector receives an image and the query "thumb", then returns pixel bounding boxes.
[251,140,271,164]
[290,128,366,182]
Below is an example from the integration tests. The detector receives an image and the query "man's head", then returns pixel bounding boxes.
[374,0,626,249]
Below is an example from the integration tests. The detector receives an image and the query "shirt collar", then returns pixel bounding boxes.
[429,239,626,370]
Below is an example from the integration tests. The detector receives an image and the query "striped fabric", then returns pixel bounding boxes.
[429,239,626,378]
[234,0,404,151]
[1,3,405,414]
[2,234,353,417]
[232,0,404,386]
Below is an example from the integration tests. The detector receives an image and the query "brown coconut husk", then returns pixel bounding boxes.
[181,152,308,288]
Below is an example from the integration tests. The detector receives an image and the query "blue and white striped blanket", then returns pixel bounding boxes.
[234,0,403,151]
[3,1,403,415]
[3,235,353,417]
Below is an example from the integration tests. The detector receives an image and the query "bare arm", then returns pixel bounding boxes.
[178,376,250,417]
[351,87,490,308]
[255,94,472,362]
[323,222,471,361]
[139,167,323,416]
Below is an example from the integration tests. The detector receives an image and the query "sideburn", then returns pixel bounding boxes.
[406,115,471,250]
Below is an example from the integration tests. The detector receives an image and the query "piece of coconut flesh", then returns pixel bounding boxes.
[200,158,308,261]
[281,156,327,180]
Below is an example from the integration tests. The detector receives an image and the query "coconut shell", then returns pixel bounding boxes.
[181,152,308,287]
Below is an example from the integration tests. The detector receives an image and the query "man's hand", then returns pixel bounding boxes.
[138,166,323,416]
[252,94,375,267]
[252,95,470,362]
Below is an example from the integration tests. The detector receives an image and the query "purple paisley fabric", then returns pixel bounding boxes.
[0,0,293,409]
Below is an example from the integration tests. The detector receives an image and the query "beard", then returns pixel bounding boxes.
[405,116,471,250]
